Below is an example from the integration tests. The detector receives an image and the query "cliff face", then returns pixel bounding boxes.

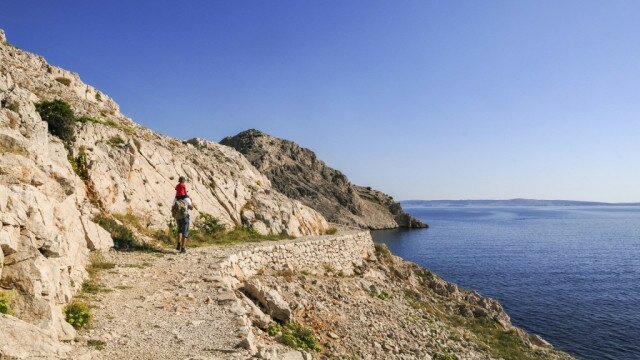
[221,129,427,230]
[0,28,327,350]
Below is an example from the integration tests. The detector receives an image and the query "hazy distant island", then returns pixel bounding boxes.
[401,198,640,207]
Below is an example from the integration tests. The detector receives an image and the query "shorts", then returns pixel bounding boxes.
[177,216,190,238]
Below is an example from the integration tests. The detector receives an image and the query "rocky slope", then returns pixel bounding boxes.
[0,27,327,355]
[221,129,426,230]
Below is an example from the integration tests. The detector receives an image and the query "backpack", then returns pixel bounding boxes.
[172,199,188,220]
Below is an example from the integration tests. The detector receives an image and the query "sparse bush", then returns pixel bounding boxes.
[325,227,338,235]
[87,339,106,350]
[374,243,394,262]
[0,291,14,315]
[75,115,97,124]
[433,353,458,360]
[267,324,282,336]
[278,322,320,352]
[55,77,71,86]
[107,135,125,147]
[94,92,102,101]
[69,146,89,180]
[195,212,226,236]
[94,214,158,252]
[35,99,76,148]
[81,279,107,294]
[64,301,91,329]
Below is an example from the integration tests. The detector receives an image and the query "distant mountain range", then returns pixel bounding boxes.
[401,199,640,207]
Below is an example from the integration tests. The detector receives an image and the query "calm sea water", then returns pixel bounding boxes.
[371,206,640,360]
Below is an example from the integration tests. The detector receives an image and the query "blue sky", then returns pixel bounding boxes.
[2,1,639,202]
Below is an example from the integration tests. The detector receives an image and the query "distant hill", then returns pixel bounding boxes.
[221,129,427,229]
[401,199,640,207]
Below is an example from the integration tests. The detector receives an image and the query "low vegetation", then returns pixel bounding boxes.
[78,252,116,296]
[0,290,14,315]
[35,99,76,148]
[87,339,106,350]
[433,352,458,360]
[154,212,291,247]
[325,226,338,235]
[94,214,158,252]
[107,135,125,147]
[36,100,136,152]
[447,315,543,360]
[267,322,320,352]
[374,242,394,262]
[68,145,89,180]
[64,300,91,329]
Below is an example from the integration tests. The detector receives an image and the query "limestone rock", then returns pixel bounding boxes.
[0,314,71,359]
[221,129,427,229]
[243,278,291,322]
[80,215,113,251]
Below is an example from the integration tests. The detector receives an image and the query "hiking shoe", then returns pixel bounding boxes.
[180,246,186,253]
[176,242,181,251]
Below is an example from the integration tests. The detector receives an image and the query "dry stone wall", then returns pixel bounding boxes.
[220,231,375,286]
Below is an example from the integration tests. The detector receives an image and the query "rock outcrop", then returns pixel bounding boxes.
[221,129,427,229]
[0,28,327,358]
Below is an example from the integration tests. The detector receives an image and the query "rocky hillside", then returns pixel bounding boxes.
[221,129,426,230]
[0,27,328,352]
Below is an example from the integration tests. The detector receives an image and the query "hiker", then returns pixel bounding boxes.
[172,195,194,253]
[175,176,188,200]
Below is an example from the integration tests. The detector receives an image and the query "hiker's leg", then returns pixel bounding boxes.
[180,216,190,252]
[176,233,183,251]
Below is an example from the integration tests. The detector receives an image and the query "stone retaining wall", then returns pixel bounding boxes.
[219,230,375,286]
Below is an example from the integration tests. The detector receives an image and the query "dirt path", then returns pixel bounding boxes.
[71,246,253,359]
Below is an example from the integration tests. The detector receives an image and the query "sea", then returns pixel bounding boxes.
[371,206,640,360]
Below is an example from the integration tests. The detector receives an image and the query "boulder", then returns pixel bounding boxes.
[80,215,113,251]
[243,279,291,323]
[0,314,71,359]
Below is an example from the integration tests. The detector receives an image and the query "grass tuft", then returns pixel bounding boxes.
[0,290,14,315]
[267,322,320,352]
[64,301,91,329]
[94,214,159,252]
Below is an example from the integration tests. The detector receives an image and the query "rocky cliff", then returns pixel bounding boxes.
[0,28,327,353]
[221,129,426,230]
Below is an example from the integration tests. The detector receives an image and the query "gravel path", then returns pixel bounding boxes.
[71,246,253,360]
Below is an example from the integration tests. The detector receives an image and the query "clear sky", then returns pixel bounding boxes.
[2,1,639,202]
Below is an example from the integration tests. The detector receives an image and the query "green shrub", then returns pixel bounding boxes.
[107,135,125,147]
[279,322,320,352]
[0,291,14,315]
[94,92,102,101]
[69,146,89,180]
[81,279,106,294]
[64,301,91,329]
[377,290,390,300]
[195,212,226,236]
[87,339,106,350]
[267,324,282,336]
[433,353,458,360]
[35,99,76,148]
[325,227,338,235]
[94,214,158,252]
